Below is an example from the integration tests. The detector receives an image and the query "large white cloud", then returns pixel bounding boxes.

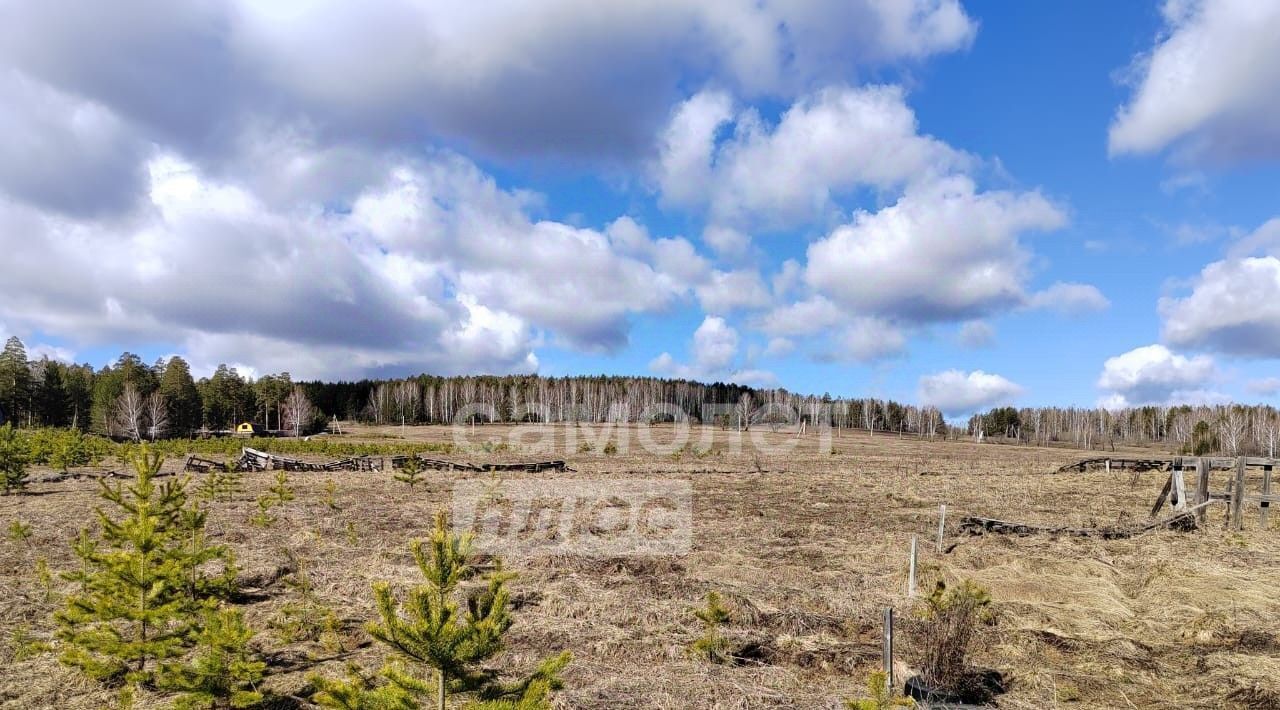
[0,151,712,378]
[656,85,968,229]
[1160,256,1280,356]
[1096,344,1216,407]
[1109,0,1280,162]
[0,0,975,188]
[805,176,1066,322]
[917,369,1023,417]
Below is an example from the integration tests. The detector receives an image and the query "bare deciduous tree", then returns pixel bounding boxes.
[145,391,168,441]
[1218,407,1248,456]
[112,383,146,442]
[281,386,314,438]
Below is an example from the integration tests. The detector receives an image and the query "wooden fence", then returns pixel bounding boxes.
[1149,456,1276,531]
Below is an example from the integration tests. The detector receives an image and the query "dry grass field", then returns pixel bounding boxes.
[2,423,1279,709]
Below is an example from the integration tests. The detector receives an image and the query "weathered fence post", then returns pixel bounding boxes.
[1231,457,1247,532]
[1105,458,1111,476]
[936,504,947,553]
[882,607,895,690]
[1171,457,1186,511]
[1262,464,1273,529]
[907,535,918,598]
[1196,457,1210,526]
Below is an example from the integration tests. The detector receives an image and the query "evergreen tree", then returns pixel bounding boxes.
[161,607,266,709]
[200,365,256,430]
[54,446,235,688]
[393,458,423,487]
[845,671,914,710]
[689,591,732,663]
[63,363,95,431]
[36,359,70,427]
[0,423,29,494]
[50,428,89,472]
[0,336,31,426]
[160,357,203,437]
[312,512,570,710]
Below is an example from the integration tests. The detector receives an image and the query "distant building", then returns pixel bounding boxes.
[234,422,265,437]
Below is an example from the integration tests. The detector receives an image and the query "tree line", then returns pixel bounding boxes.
[4,334,1280,455]
[0,337,317,440]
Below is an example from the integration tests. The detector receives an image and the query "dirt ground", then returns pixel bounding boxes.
[2,423,1279,709]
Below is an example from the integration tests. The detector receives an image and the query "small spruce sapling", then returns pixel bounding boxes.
[311,511,571,710]
[393,457,423,487]
[50,430,88,473]
[7,518,33,546]
[269,470,295,504]
[322,478,340,510]
[54,445,235,689]
[162,607,266,710]
[845,671,914,710]
[689,591,732,663]
[0,423,30,494]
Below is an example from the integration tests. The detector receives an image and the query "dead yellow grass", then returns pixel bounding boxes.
[1,424,1278,709]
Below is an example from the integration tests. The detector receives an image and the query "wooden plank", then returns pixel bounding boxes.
[1196,457,1210,526]
[1232,457,1247,531]
[1172,467,1187,511]
[1150,473,1173,516]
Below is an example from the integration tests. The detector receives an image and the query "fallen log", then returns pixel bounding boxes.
[389,454,572,473]
[959,501,1217,540]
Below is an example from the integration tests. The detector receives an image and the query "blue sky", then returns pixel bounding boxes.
[3,0,1280,416]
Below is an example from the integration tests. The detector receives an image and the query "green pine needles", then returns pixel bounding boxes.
[312,511,570,710]
[53,445,243,701]
[393,457,423,487]
[0,423,30,494]
[163,607,266,709]
[845,671,915,710]
[689,591,733,663]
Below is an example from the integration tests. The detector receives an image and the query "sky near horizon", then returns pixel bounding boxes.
[2,0,1280,417]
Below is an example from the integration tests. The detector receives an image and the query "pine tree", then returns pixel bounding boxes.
[845,671,915,710]
[393,458,423,487]
[159,357,203,437]
[50,428,88,472]
[161,607,266,709]
[0,336,31,426]
[312,512,570,710]
[54,446,235,688]
[0,423,29,494]
[689,591,732,663]
[268,470,295,504]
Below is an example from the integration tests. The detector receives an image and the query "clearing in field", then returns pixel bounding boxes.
[2,423,1279,709]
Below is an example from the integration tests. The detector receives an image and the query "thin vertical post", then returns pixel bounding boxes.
[882,607,895,690]
[1196,458,1210,526]
[1232,457,1247,532]
[907,535,918,597]
[1172,461,1187,512]
[936,504,947,553]
[1262,465,1273,529]
[1105,458,1111,476]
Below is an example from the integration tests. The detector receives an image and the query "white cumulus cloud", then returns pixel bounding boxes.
[1109,0,1280,163]
[1096,344,1216,407]
[917,369,1023,416]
